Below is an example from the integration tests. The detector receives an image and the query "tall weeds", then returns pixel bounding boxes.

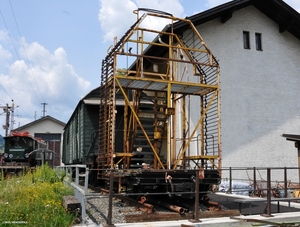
[0,164,76,227]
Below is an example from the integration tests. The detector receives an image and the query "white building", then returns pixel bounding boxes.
[13,115,65,166]
[180,0,300,182]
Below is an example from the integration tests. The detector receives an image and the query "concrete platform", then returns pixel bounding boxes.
[75,212,300,227]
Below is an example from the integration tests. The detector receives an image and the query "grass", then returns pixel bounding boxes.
[0,164,76,227]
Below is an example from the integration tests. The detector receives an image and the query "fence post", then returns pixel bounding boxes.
[84,168,89,195]
[261,168,273,217]
[68,166,73,184]
[189,169,201,223]
[284,167,288,198]
[76,166,79,186]
[253,167,256,196]
[104,171,115,227]
[228,167,232,194]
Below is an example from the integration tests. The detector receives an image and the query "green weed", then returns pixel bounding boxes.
[0,164,76,227]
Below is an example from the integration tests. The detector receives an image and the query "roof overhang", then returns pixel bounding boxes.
[178,0,300,40]
[83,99,132,106]
[83,99,100,105]
[282,134,300,142]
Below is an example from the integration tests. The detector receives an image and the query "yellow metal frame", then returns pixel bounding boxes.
[98,8,221,173]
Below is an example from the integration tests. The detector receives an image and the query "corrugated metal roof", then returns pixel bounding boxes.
[116,76,217,96]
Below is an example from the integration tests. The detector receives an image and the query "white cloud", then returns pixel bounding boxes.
[0,45,12,62]
[98,0,137,42]
[135,0,184,17]
[98,0,184,43]
[0,31,12,73]
[0,30,10,43]
[0,38,91,129]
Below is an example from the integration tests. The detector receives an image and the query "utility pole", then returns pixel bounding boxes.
[1,100,19,136]
[10,100,19,132]
[41,103,48,117]
[1,103,11,136]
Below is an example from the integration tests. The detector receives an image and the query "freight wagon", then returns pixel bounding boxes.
[62,8,221,200]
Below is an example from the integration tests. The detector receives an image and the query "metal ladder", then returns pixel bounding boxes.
[97,59,115,179]
[130,91,167,169]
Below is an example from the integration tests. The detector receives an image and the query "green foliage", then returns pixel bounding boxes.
[116,68,127,75]
[32,163,66,183]
[0,165,76,227]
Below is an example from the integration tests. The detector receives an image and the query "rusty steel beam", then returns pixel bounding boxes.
[99,7,221,179]
[116,195,154,213]
[140,196,189,214]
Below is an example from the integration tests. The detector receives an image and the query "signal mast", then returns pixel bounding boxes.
[1,100,18,136]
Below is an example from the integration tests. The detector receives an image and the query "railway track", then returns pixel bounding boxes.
[87,187,240,224]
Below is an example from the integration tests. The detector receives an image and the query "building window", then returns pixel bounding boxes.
[255,33,262,51]
[34,133,61,141]
[243,31,250,49]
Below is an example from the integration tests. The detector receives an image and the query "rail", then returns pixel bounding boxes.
[58,165,300,225]
[58,165,207,226]
[98,168,204,225]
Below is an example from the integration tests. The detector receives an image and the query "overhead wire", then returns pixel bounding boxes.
[8,0,46,103]
[0,2,45,122]
[0,10,34,119]
[0,10,42,105]
[0,83,13,103]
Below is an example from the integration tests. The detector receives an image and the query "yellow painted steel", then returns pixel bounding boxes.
[100,8,221,173]
[173,90,218,169]
[115,77,165,169]
[115,75,218,94]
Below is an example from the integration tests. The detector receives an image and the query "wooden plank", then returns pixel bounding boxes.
[63,196,81,214]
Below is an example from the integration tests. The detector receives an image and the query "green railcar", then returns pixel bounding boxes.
[1,132,48,176]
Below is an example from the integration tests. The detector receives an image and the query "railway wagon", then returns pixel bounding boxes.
[61,87,132,183]
[62,9,221,200]
[98,9,222,198]
[61,87,100,166]
[1,131,48,175]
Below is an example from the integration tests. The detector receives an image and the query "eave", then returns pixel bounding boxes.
[174,0,300,40]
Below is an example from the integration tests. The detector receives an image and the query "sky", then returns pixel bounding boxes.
[0,0,299,136]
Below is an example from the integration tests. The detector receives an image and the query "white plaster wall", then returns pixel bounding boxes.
[172,52,207,167]
[20,119,64,135]
[192,6,300,182]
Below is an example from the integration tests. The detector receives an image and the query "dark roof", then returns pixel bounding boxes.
[175,0,300,40]
[63,85,129,129]
[13,115,65,131]
[63,86,100,129]
[282,134,300,142]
